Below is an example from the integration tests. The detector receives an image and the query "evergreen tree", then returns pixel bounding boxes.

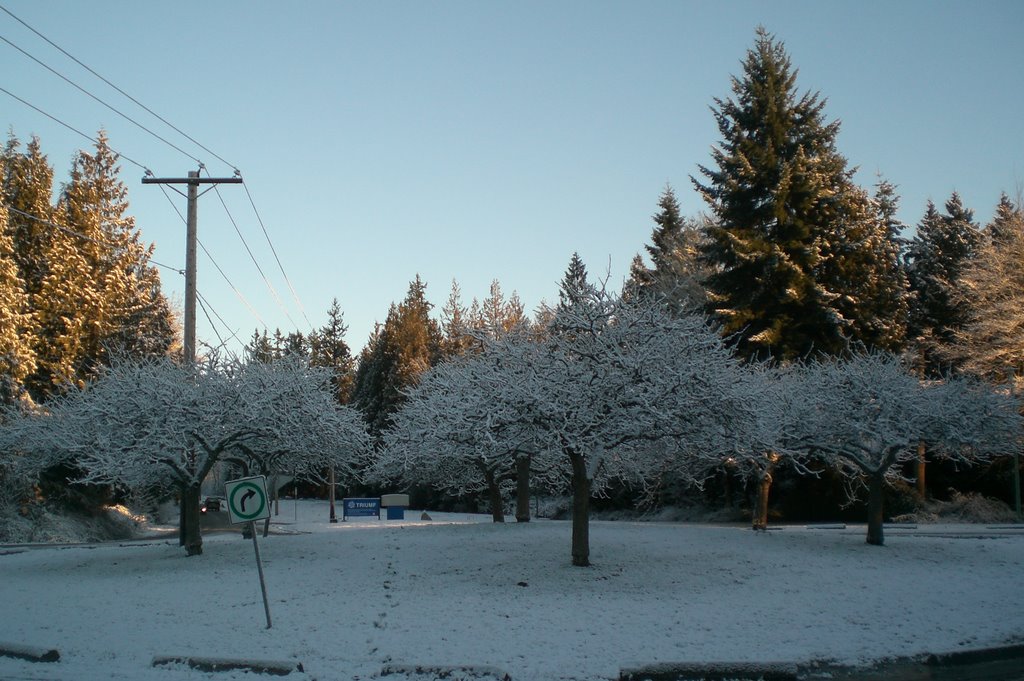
[558,252,592,311]
[952,195,1024,379]
[0,195,36,406]
[28,215,90,396]
[351,276,442,435]
[245,329,275,363]
[282,331,308,358]
[351,322,389,434]
[819,179,909,352]
[987,192,1019,244]
[627,185,709,312]
[2,134,59,400]
[905,193,982,375]
[440,280,473,357]
[310,298,355,403]
[478,279,527,338]
[2,134,55,300]
[56,131,175,383]
[692,28,880,362]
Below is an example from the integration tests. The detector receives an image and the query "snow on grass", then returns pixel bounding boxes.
[1,501,1023,680]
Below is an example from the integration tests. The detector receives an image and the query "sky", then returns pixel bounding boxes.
[3,1,1023,356]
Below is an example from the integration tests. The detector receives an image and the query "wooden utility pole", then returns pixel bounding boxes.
[142,170,243,362]
[143,170,243,555]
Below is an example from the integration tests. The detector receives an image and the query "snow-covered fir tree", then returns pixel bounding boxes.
[951,195,1024,381]
[3,132,176,399]
[0,195,36,405]
[59,131,176,373]
[351,275,442,436]
[905,192,982,376]
[693,28,888,361]
[626,185,709,312]
[309,297,356,403]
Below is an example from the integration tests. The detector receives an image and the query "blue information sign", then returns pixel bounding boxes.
[342,498,381,520]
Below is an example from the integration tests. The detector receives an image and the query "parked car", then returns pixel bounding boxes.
[200,496,224,514]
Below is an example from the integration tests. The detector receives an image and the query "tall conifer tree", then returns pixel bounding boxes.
[692,28,880,361]
[949,196,1024,379]
[558,252,592,311]
[2,134,55,300]
[628,185,709,312]
[352,276,442,436]
[57,131,175,383]
[310,298,355,403]
[0,195,36,405]
[905,193,982,375]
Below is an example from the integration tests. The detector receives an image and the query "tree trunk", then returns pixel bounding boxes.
[515,455,531,523]
[723,468,734,508]
[916,441,927,499]
[569,452,590,567]
[181,483,204,556]
[178,491,186,546]
[752,468,773,531]
[866,474,886,546]
[485,470,504,523]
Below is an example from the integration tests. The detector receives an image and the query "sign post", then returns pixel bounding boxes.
[225,476,273,629]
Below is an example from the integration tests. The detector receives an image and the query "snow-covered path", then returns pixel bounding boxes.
[1,502,1022,680]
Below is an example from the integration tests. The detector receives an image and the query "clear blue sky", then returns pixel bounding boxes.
[3,1,1023,356]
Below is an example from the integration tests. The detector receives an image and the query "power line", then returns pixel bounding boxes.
[195,289,234,355]
[1,4,302,345]
[0,2,238,172]
[239,177,313,329]
[0,31,202,166]
[207,179,298,330]
[156,181,269,330]
[4,204,182,274]
[0,85,151,174]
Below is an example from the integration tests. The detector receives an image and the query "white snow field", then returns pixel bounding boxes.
[1,501,1023,681]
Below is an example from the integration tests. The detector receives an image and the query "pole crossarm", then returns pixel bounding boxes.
[142,177,243,184]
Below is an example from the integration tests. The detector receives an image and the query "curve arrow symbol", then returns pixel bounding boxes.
[241,489,256,512]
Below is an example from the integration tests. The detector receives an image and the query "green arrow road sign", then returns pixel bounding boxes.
[226,476,271,524]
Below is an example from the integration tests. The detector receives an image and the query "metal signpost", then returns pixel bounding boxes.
[225,475,273,629]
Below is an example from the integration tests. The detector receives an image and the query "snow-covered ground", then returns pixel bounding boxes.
[1,501,1023,681]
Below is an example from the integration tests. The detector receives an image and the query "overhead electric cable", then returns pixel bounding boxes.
[5,205,182,274]
[194,290,229,352]
[198,237,269,329]
[238,177,313,329]
[196,289,239,346]
[208,180,298,330]
[155,183,268,328]
[0,86,151,174]
[0,32,203,166]
[0,2,238,172]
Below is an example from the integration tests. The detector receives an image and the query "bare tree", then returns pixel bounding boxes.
[377,331,561,522]
[786,352,1020,545]
[518,289,754,566]
[0,355,370,555]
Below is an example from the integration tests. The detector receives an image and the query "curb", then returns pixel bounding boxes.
[0,641,60,663]
[381,664,512,680]
[152,655,304,675]
[620,661,798,681]
[798,642,1024,679]
[925,642,1024,666]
